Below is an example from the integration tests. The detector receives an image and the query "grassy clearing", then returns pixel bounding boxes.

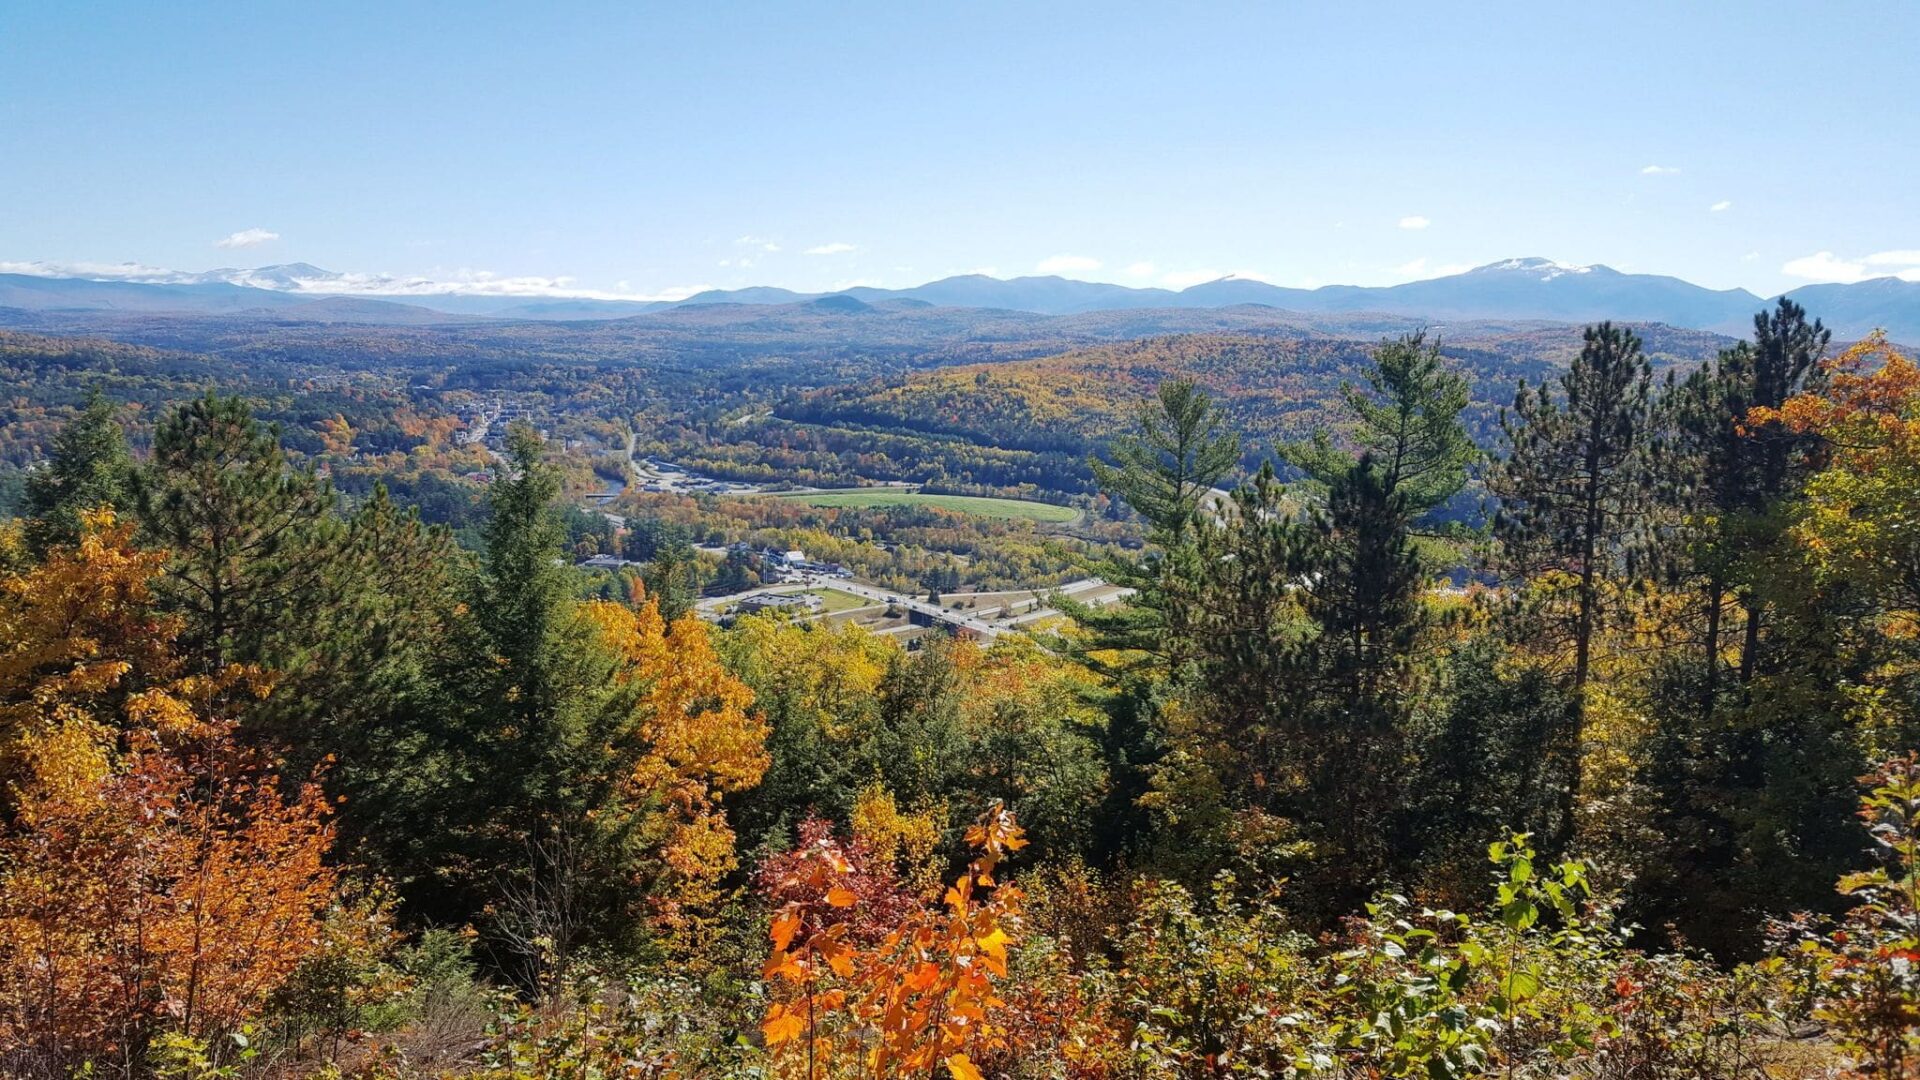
[810,587,877,613]
[773,490,1081,523]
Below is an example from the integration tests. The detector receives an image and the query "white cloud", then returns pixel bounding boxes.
[734,234,781,253]
[1782,249,1920,284]
[1781,251,1868,284]
[0,259,182,280]
[1398,216,1430,230]
[1124,260,1156,278]
[1640,164,1681,175]
[1710,200,1732,212]
[1390,257,1473,281]
[0,258,708,302]
[1159,268,1226,288]
[1035,254,1101,274]
[805,242,857,255]
[215,227,280,249]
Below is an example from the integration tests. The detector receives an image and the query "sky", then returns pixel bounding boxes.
[1,1,1916,300]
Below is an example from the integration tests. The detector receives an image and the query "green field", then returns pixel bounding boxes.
[811,587,877,613]
[772,490,1081,523]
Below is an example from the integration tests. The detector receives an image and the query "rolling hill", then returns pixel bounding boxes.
[2,259,1915,339]
[775,323,1738,473]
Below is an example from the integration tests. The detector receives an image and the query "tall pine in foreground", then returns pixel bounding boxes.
[1072,379,1239,674]
[1633,301,1851,958]
[1284,330,1477,512]
[135,393,344,673]
[1493,323,1654,695]
[1490,323,1652,844]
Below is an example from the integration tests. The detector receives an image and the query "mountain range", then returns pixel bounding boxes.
[2,257,1916,340]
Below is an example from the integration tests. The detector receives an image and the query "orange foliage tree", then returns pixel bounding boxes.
[0,512,346,1076]
[760,804,1026,1080]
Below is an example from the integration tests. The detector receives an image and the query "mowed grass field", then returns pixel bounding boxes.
[772,490,1081,523]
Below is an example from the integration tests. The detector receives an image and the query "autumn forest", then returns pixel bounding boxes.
[5,290,1920,1080]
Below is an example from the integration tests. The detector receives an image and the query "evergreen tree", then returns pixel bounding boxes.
[134,393,343,672]
[1070,381,1240,673]
[642,539,703,622]
[1492,323,1654,695]
[1284,331,1477,512]
[23,388,133,555]
[1305,454,1425,716]
[462,424,648,979]
[1088,379,1240,540]
[1490,324,1652,839]
[1410,637,1577,905]
[1658,298,1830,699]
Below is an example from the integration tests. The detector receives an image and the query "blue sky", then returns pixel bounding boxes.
[2,1,1915,300]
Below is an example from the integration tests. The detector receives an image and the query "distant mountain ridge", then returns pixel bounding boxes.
[2,258,1917,339]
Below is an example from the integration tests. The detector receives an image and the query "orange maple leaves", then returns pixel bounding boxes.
[760,803,1027,1080]
[0,511,345,1068]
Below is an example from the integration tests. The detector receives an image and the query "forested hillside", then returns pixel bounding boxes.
[7,296,1920,1078]
[779,325,1734,493]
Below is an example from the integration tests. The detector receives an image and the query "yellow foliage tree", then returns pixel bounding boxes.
[584,594,768,942]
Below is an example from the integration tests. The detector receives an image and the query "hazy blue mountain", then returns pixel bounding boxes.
[1782,277,1920,342]
[689,260,1772,328]
[2,259,1914,338]
[0,273,309,314]
[680,285,815,305]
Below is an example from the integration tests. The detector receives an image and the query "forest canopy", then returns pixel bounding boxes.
[5,303,1920,1078]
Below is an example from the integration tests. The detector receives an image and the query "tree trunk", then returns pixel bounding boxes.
[1703,580,1723,711]
[1739,597,1761,687]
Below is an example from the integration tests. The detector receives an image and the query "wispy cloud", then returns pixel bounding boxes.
[1036,254,1101,274]
[1123,261,1156,278]
[1390,257,1472,281]
[1709,200,1732,212]
[1159,268,1226,288]
[1782,249,1920,284]
[805,242,857,255]
[1398,216,1430,230]
[215,227,280,249]
[735,234,782,252]
[0,258,711,302]
[0,259,183,280]
[1640,164,1681,175]
[1781,252,1866,283]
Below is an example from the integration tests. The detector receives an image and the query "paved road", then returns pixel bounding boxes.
[694,576,1132,645]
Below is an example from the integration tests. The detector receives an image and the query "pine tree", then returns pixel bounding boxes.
[462,425,650,984]
[1306,454,1424,714]
[1657,299,1831,700]
[1490,324,1653,840]
[1492,323,1654,695]
[1284,331,1477,513]
[1088,379,1239,540]
[1071,381,1240,673]
[134,393,343,672]
[23,388,132,555]
[642,539,703,622]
